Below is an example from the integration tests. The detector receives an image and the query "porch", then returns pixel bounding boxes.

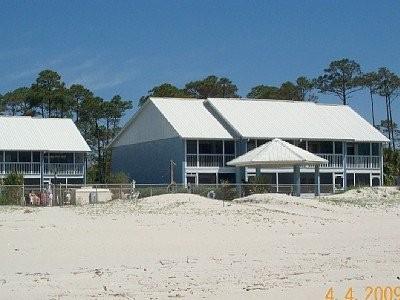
[0,151,85,176]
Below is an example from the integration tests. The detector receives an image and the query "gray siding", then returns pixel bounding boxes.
[111,137,184,184]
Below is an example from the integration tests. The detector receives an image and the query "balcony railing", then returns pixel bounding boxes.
[186,154,235,167]
[0,163,84,176]
[186,153,381,169]
[316,154,380,169]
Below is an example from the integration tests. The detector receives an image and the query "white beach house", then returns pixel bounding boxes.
[0,116,91,185]
[110,97,389,189]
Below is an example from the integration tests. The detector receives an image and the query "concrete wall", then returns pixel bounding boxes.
[111,137,184,184]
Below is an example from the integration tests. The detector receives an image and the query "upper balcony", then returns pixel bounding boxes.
[185,139,382,170]
[0,151,85,176]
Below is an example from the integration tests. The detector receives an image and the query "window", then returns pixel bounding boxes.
[224,141,235,155]
[19,151,31,162]
[347,143,355,155]
[186,140,197,154]
[357,143,370,155]
[372,143,379,156]
[335,142,343,154]
[198,173,217,184]
[0,152,3,162]
[307,141,319,153]
[199,140,222,154]
[50,153,74,163]
[5,151,17,162]
[355,173,370,186]
[32,152,40,162]
[320,142,333,154]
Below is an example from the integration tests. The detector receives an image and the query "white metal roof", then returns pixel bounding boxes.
[0,116,91,152]
[150,98,233,139]
[207,98,389,142]
[227,138,328,167]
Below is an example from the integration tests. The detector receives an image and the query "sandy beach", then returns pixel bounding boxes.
[1,187,400,299]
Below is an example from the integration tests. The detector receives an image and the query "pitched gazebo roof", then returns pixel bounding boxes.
[227,138,328,168]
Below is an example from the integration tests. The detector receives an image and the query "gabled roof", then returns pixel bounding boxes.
[150,98,233,139]
[227,138,328,167]
[207,98,389,142]
[0,116,91,152]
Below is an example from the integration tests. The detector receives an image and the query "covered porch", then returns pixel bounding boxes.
[0,151,86,176]
[228,139,328,196]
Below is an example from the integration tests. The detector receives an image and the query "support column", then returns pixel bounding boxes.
[293,165,301,197]
[255,167,261,177]
[314,165,320,196]
[276,172,279,193]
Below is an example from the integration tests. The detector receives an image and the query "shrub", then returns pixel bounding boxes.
[0,172,24,205]
[248,175,270,194]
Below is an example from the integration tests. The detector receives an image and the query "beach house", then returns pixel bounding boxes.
[110,97,389,189]
[0,116,91,186]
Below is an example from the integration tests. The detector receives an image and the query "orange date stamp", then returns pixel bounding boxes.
[325,286,400,300]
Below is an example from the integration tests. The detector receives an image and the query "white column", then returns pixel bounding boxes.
[314,165,320,196]
[276,172,279,193]
[293,165,301,197]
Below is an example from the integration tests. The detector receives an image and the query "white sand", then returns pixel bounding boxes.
[0,189,399,299]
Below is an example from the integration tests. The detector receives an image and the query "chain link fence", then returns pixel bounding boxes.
[0,182,341,206]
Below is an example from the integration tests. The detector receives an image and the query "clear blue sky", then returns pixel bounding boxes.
[1,1,399,124]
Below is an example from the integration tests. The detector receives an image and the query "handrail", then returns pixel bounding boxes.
[0,162,84,175]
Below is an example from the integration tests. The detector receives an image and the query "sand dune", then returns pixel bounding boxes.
[0,189,399,299]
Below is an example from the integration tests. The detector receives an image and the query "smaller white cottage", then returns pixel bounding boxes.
[0,116,91,186]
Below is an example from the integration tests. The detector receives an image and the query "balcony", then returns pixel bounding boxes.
[186,154,381,170]
[186,154,236,167]
[0,163,85,176]
[315,154,381,169]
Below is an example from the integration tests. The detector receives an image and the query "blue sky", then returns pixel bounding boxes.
[1,1,399,124]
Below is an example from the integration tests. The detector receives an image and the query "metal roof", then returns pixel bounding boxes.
[150,98,233,139]
[207,98,389,142]
[0,116,91,152]
[227,138,328,167]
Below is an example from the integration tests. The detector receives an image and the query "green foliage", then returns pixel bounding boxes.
[383,148,400,185]
[0,172,24,205]
[215,181,238,201]
[139,83,190,106]
[248,175,270,194]
[314,58,363,105]
[247,76,317,101]
[107,172,130,184]
[184,75,239,99]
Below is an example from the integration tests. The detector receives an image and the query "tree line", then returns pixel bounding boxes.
[140,58,400,150]
[0,70,132,183]
[1,58,399,183]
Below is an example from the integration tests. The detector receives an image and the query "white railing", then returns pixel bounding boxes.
[0,162,41,174]
[0,163,84,175]
[186,154,236,167]
[318,154,343,168]
[346,155,380,169]
[44,163,85,175]
[316,154,380,169]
